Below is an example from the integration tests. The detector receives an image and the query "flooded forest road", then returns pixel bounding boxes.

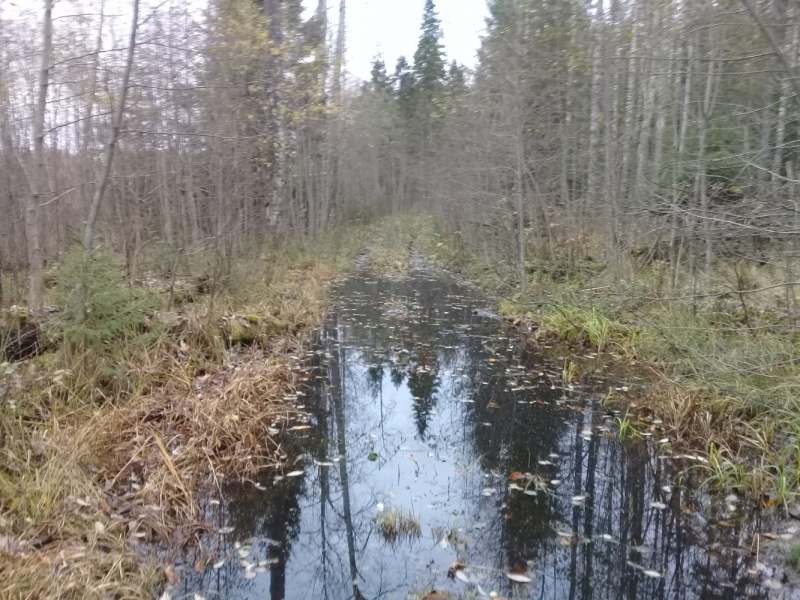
[181,261,772,600]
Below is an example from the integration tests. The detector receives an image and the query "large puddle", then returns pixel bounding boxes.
[175,264,771,600]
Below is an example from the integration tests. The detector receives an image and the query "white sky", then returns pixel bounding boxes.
[324,0,489,81]
[0,0,489,82]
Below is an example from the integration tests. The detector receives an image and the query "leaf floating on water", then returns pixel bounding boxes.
[643,570,663,579]
[368,452,378,461]
[164,566,181,584]
[217,526,235,534]
[632,545,653,555]
[506,573,533,583]
[556,531,575,538]
[447,561,466,579]
[650,502,667,509]
[213,560,226,570]
[243,565,257,580]
[286,470,304,477]
[288,425,311,431]
[482,488,496,496]
[455,570,470,583]
[538,460,554,466]
[600,534,617,542]
[572,495,586,506]
[717,520,735,528]
[509,472,524,480]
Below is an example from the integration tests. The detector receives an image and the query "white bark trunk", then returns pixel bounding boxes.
[83,0,140,250]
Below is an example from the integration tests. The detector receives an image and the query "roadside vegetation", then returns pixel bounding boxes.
[0,221,419,599]
[424,221,800,505]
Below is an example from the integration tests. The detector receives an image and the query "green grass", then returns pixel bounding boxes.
[788,544,800,572]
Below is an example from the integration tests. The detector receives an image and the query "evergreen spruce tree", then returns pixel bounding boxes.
[413,0,446,109]
[393,56,416,120]
[370,57,391,93]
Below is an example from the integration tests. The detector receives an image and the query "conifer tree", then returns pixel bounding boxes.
[413,0,446,110]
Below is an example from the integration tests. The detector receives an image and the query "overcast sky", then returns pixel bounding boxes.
[327,0,489,81]
[0,0,489,82]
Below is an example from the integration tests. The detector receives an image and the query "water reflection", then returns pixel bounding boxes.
[179,267,769,600]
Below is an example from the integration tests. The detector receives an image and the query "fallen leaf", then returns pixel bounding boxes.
[509,472,524,481]
[217,527,235,534]
[195,560,204,572]
[288,425,311,431]
[286,470,304,477]
[213,559,226,569]
[643,570,663,578]
[506,573,533,583]
[164,567,181,584]
[717,520,735,528]
[447,561,465,578]
[455,570,470,583]
[368,452,378,461]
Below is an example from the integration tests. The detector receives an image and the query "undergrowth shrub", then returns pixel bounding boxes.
[51,247,162,360]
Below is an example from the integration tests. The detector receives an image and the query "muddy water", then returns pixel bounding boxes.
[180,264,770,600]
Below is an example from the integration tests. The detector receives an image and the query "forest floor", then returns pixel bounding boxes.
[0,218,420,599]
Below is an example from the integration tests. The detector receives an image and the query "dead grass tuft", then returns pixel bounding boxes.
[0,226,368,598]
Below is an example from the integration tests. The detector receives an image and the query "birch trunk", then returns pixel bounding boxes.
[586,0,604,212]
[24,0,53,309]
[83,0,140,250]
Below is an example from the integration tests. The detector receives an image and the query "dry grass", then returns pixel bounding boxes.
[0,233,358,599]
[425,218,800,502]
[377,506,421,542]
[365,214,431,273]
